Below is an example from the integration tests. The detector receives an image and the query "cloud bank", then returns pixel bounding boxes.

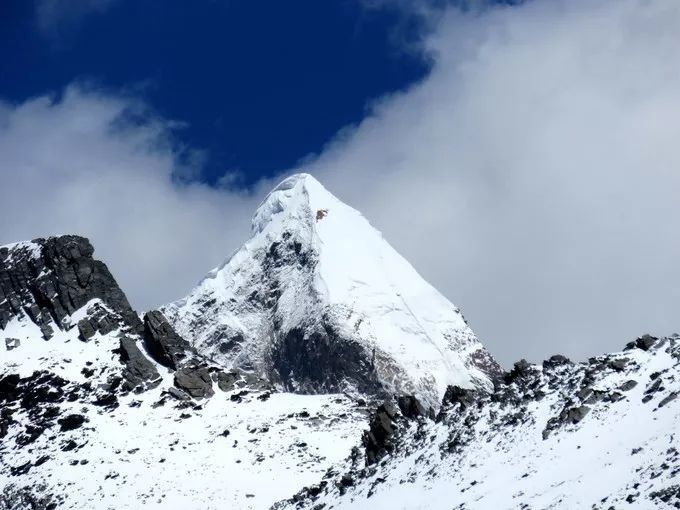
[3,0,680,365]
[300,0,680,364]
[0,86,263,311]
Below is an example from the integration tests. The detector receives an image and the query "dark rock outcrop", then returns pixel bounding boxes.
[362,401,400,465]
[143,310,193,369]
[625,334,658,352]
[213,370,271,393]
[118,337,161,391]
[396,395,428,419]
[174,365,214,399]
[437,385,478,421]
[0,236,142,335]
[543,354,572,369]
[504,359,534,383]
[270,319,382,396]
[1,236,167,395]
[75,301,121,341]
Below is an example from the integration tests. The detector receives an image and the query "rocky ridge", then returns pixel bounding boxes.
[0,235,364,509]
[279,334,680,509]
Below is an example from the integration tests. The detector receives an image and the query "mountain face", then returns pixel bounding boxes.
[1,175,679,510]
[162,174,500,411]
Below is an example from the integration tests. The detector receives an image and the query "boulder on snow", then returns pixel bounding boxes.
[565,405,590,424]
[609,358,629,372]
[5,338,20,351]
[118,336,161,392]
[174,365,214,399]
[619,380,638,392]
[77,319,97,341]
[658,392,678,408]
[625,334,658,352]
[58,414,87,431]
[143,310,193,370]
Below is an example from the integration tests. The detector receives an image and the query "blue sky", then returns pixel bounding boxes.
[1,0,430,186]
[1,0,679,365]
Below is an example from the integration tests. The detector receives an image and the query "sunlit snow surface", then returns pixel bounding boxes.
[283,337,680,510]
[164,174,494,410]
[0,312,366,509]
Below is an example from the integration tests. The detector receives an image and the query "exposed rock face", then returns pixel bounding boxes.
[270,321,384,396]
[1,236,162,394]
[0,236,141,335]
[143,310,194,369]
[76,301,122,341]
[286,334,680,510]
[0,483,56,510]
[174,365,215,399]
[118,336,161,391]
[362,401,400,466]
[213,370,271,393]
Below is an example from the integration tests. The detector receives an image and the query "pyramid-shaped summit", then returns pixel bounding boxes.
[162,173,500,409]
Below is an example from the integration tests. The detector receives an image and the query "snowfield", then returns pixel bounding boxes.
[1,311,366,509]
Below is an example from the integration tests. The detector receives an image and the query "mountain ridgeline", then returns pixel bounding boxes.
[1,174,678,509]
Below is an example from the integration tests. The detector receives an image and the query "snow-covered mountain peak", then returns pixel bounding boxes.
[250,172,321,234]
[164,173,501,410]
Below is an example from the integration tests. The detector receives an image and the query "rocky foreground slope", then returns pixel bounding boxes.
[1,174,679,509]
[0,236,366,509]
[279,335,680,509]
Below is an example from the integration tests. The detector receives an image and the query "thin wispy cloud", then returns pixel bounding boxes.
[35,0,116,38]
[0,85,264,310]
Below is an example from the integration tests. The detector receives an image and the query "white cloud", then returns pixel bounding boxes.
[296,0,680,364]
[0,85,264,311]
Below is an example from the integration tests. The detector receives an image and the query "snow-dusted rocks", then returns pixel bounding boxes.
[163,173,500,410]
[0,236,141,338]
[0,235,368,509]
[282,335,680,510]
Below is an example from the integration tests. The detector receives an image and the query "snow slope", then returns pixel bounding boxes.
[281,335,680,509]
[0,305,367,510]
[0,235,366,510]
[163,174,499,410]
